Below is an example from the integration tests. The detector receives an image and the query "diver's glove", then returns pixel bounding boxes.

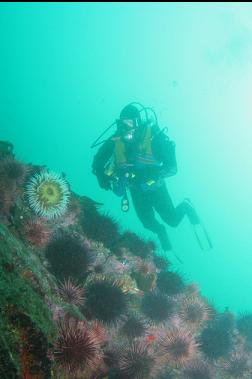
[97,173,112,191]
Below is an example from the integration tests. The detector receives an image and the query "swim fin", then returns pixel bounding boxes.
[157,225,184,264]
[192,222,213,251]
[184,198,213,251]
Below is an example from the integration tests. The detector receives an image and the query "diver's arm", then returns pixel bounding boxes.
[92,138,114,175]
[152,130,178,177]
[92,138,114,190]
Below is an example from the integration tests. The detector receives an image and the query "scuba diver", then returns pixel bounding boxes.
[91,103,212,255]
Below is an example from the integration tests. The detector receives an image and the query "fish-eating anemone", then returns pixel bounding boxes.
[26,170,70,219]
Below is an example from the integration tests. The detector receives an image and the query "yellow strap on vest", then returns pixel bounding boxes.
[139,126,152,155]
[113,136,127,165]
[113,126,153,167]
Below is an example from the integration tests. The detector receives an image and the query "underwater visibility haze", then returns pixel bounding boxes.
[1,4,252,377]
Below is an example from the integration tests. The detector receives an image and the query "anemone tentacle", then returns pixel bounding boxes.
[26,170,70,219]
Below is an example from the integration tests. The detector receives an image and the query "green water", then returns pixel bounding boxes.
[1,2,252,315]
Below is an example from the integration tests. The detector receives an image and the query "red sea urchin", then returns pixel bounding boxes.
[22,219,50,247]
[90,320,108,346]
[0,158,28,185]
[0,159,28,215]
[182,358,214,379]
[0,182,13,215]
[158,327,198,368]
[118,340,156,379]
[54,318,103,377]
[57,278,85,306]
[136,259,156,275]
[178,296,210,331]
[219,350,252,379]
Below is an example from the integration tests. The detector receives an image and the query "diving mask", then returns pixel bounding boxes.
[118,118,137,142]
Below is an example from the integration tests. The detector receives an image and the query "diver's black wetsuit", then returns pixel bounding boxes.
[92,127,196,251]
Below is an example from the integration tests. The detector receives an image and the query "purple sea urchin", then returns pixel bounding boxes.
[120,314,148,339]
[153,254,171,270]
[84,279,128,324]
[45,231,90,281]
[156,270,185,296]
[199,321,233,359]
[26,170,70,219]
[141,291,175,323]
[81,210,120,251]
[119,231,151,259]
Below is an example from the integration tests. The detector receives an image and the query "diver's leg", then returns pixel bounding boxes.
[130,188,172,251]
[154,184,200,227]
[183,198,200,225]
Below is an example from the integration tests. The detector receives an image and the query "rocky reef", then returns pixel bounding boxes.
[1,141,252,379]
